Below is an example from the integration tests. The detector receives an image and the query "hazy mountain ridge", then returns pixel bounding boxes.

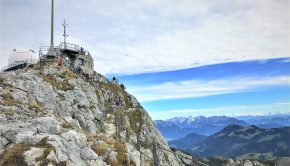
[190,125,290,159]
[154,120,197,140]
[155,115,290,140]
[155,116,249,139]
[169,132,207,150]
[236,114,290,129]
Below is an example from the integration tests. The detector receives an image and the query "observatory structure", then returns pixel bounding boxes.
[2,0,94,75]
[39,0,94,74]
[1,49,37,72]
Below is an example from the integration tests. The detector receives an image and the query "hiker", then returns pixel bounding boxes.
[55,56,62,65]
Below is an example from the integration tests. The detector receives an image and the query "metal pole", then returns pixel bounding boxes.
[114,112,117,125]
[62,19,68,49]
[137,134,141,151]
[114,114,118,141]
[152,141,158,166]
[50,0,54,53]
[192,156,197,166]
[126,128,129,143]
[103,111,107,120]
[114,113,121,142]
[120,116,124,131]
[39,49,41,67]
[117,124,121,142]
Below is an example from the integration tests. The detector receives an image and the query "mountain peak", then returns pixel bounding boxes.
[218,124,244,133]
[0,65,184,166]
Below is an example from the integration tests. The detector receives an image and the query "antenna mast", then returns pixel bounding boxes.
[62,20,68,49]
[50,0,54,54]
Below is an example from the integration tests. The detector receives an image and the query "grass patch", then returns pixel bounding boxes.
[117,153,129,166]
[113,142,126,153]
[86,134,98,142]
[61,122,73,129]
[95,90,101,100]
[0,143,31,166]
[43,74,74,91]
[114,142,129,166]
[28,101,42,113]
[64,68,77,80]
[105,142,129,166]
[55,68,76,80]
[0,137,55,166]
[91,143,107,156]
[141,140,152,150]
[1,109,14,117]
[1,92,13,100]
[0,77,5,84]
[1,92,21,106]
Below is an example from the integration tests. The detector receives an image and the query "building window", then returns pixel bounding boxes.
[79,58,85,66]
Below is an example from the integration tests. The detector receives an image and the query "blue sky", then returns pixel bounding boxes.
[1,1,290,119]
[115,58,290,120]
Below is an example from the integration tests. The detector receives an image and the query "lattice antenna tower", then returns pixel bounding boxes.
[62,19,69,47]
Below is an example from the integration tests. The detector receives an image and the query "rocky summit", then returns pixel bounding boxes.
[0,65,184,166]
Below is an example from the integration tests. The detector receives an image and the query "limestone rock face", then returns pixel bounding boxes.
[0,66,184,166]
[81,147,98,160]
[33,117,62,134]
[126,143,140,166]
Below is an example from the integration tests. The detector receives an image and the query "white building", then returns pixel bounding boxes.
[2,49,38,72]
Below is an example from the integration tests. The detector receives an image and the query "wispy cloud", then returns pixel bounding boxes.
[1,0,290,74]
[128,76,290,102]
[150,102,290,120]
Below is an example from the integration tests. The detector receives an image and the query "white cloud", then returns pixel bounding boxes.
[1,0,290,74]
[149,102,290,120]
[127,76,290,102]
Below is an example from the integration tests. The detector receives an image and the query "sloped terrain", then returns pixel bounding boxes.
[0,66,183,166]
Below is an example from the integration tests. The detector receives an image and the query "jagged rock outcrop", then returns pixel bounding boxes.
[0,65,183,166]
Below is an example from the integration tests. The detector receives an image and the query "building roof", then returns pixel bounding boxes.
[8,48,37,66]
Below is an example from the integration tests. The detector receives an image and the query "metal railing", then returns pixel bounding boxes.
[39,46,61,58]
[60,42,80,52]
[39,43,91,60]
[1,59,38,72]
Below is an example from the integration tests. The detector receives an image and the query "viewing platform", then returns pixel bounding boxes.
[39,42,86,59]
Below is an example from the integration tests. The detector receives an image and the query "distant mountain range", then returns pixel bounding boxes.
[154,120,197,140]
[155,114,290,140]
[189,125,290,158]
[236,114,290,129]
[155,116,249,140]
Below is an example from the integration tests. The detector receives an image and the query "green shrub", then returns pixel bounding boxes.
[128,109,144,134]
